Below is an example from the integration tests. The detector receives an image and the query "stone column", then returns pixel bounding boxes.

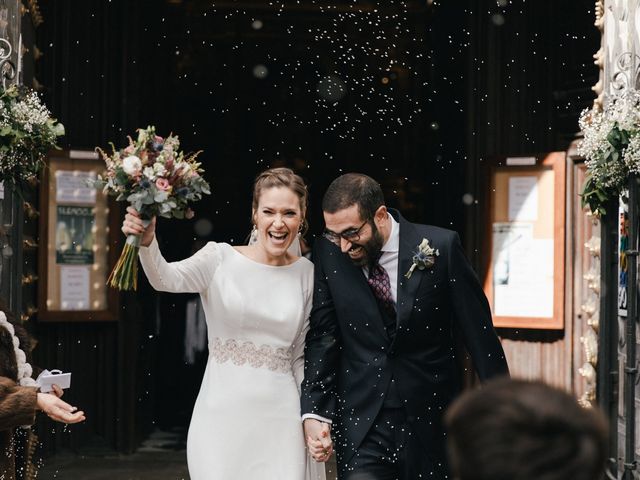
[603,0,640,96]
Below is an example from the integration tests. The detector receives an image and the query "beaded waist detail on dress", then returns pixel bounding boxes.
[210,337,293,373]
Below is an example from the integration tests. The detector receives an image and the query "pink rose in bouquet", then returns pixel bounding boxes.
[155,178,171,191]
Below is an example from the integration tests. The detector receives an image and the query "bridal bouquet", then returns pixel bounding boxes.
[579,90,640,216]
[0,85,65,188]
[94,126,210,290]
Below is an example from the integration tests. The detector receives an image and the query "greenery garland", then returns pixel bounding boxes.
[579,90,640,216]
[0,85,64,188]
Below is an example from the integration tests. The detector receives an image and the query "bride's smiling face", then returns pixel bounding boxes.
[253,186,303,260]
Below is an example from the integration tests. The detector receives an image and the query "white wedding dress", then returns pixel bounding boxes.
[139,237,325,480]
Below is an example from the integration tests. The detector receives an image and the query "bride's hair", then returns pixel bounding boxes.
[252,167,309,234]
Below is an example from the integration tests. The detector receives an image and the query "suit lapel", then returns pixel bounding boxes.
[393,211,425,326]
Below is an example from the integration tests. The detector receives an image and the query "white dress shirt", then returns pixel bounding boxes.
[302,214,400,425]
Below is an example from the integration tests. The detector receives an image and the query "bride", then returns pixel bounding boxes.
[121,168,326,480]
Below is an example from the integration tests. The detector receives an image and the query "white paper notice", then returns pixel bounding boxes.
[493,222,554,318]
[60,266,90,310]
[56,170,97,204]
[508,176,538,221]
[0,181,4,200]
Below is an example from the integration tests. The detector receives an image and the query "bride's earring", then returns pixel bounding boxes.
[249,224,258,245]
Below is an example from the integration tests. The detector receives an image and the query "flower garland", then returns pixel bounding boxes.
[578,89,640,215]
[0,85,64,188]
[0,311,37,387]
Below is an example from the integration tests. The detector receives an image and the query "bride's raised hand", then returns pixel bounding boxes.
[122,206,156,247]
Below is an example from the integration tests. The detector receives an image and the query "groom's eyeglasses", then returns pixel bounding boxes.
[323,220,368,244]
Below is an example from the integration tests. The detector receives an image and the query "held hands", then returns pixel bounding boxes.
[37,390,85,424]
[121,206,156,247]
[304,419,333,462]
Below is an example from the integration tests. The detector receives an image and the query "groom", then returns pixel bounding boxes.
[301,173,509,479]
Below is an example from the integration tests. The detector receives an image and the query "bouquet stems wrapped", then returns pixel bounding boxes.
[106,219,151,291]
[94,126,210,291]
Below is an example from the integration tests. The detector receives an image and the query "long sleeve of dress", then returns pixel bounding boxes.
[0,377,37,430]
[139,236,221,293]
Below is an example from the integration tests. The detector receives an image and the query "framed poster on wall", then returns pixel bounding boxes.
[38,150,120,321]
[482,152,566,329]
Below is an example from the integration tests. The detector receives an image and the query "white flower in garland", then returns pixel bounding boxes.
[578,89,640,215]
[625,134,640,174]
[10,91,53,134]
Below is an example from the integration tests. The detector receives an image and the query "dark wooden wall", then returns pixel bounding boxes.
[32,0,153,454]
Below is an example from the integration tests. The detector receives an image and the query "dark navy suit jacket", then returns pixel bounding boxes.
[301,209,509,467]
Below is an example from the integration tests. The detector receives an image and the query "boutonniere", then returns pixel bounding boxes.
[405,238,439,279]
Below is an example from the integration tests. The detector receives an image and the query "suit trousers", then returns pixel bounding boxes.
[340,404,450,480]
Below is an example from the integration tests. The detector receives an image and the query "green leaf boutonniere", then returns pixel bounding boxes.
[405,238,439,279]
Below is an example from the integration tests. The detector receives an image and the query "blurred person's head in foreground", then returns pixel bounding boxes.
[445,378,608,480]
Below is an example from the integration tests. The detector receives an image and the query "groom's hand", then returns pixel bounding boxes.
[304,419,333,462]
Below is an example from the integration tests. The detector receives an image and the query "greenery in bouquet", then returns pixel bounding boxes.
[0,85,65,188]
[578,89,640,216]
[94,126,211,290]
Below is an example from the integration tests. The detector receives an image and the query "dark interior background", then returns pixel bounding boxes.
[28,0,598,456]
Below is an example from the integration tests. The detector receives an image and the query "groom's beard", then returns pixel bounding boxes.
[348,223,384,267]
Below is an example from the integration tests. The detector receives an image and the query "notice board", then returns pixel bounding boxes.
[38,150,120,321]
[483,152,566,329]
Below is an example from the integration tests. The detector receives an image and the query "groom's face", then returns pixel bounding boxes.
[323,205,385,267]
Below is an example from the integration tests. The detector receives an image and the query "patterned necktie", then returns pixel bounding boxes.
[367,262,396,319]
